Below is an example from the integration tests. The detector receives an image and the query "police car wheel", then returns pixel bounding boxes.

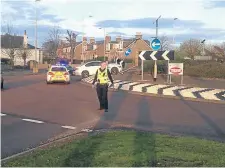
[111,67,118,75]
[82,71,89,78]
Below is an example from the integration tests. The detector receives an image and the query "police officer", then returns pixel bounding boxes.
[92,61,114,112]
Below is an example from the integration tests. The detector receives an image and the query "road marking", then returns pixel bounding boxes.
[61,126,76,130]
[22,119,44,124]
[1,113,6,116]
[81,128,93,132]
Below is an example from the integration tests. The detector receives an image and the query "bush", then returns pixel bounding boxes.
[184,61,225,79]
[96,56,108,61]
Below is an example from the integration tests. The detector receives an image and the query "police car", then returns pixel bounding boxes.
[46,65,70,84]
[75,61,122,78]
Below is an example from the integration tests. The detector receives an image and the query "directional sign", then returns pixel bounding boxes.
[125,48,131,56]
[151,38,161,50]
[139,50,175,60]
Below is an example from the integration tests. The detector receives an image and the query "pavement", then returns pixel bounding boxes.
[2,69,46,76]
[1,74,225,159]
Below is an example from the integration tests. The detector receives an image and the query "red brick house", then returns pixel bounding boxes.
[57,32,152,64]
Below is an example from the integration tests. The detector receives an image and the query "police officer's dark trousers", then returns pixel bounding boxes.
[96,83,108,109]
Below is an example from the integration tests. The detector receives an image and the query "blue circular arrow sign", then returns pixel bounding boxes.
[151,38,161,51]
[125,48,132,56]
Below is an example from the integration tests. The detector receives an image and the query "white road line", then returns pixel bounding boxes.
[1,113,6,116]
[61,126,76,130]
[81,128,93,132]
[22,119,44,124]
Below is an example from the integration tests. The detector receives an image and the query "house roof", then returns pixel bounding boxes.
[1,34,39,49]
[1,34,23,48]
[214,46,224,54]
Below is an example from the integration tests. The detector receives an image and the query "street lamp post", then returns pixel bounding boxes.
[152,15,161,82]
[153,15,161,39]
[201,39,206,56]
[173,18,178,49]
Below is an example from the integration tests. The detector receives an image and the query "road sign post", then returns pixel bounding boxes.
[139,50,175,82]
[151,38,161,82]
[168,63,184,85]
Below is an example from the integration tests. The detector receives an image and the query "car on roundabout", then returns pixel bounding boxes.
[46,65,70,84]
[75,61,122,78]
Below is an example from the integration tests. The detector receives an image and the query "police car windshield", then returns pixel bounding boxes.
[51,67,67,71]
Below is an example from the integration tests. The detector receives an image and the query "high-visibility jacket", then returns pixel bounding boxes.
[97,68,109,84]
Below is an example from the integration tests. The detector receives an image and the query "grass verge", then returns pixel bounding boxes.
[3,130,225,167]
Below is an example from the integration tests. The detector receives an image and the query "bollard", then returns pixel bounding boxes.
[153,60,157,82]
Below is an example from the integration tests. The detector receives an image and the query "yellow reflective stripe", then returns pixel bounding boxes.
[97,68,108,84]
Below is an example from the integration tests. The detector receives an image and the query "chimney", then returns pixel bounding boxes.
[135,32,142,39]
[116,36,122,42]
[23,30,28,48]
[89,37,95,44]
[82,37,87,42]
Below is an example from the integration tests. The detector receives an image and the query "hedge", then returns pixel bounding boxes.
[139,60,225,79]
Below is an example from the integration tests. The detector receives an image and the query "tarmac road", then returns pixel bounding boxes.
[1,74,225,159]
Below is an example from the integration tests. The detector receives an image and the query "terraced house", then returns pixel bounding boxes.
[57,32,152,64]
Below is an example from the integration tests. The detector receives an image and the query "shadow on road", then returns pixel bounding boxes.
[2,80,42,90]
[181,99,225,140]
[63,73,133,166]
[132,96,157,166]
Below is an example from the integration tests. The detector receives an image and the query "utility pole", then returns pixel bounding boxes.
[34,0,40,73]
[99,27,106,61]
[103,28,106,61]
[82,15,92,63]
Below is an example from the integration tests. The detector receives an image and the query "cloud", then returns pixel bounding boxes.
[209,0,225,8]
[95,18,203,29]
[1,0,225,46]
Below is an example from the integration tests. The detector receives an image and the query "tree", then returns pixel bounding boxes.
[159,35,171,50]
[17,45,32,67]
[1,23,17,67]
[179,39,202,59]
[66,30,78,63]
[42,26,61,59]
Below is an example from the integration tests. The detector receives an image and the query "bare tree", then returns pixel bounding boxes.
[66,30,78,63]
[179,39,201,59]
[1,23,17,67]
[159,35,171,50]
[43,26,61,59]
[17,45,32,67]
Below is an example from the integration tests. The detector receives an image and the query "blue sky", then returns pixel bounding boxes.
[1,0,225,47]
